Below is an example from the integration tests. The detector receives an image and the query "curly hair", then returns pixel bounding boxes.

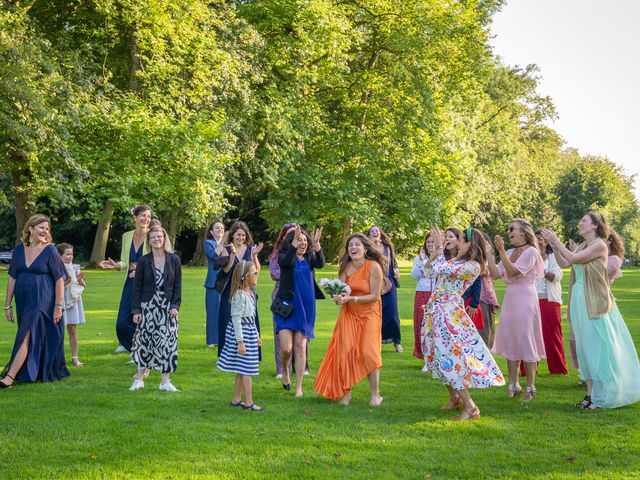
[607,230,625,259]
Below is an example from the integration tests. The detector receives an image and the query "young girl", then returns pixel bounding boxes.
[217,260,264,411]
[57,243,86,367]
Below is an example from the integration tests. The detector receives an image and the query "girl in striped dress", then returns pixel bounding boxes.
[217,260,264,411]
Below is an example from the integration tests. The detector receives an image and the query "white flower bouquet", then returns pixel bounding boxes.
[319,278,352,297]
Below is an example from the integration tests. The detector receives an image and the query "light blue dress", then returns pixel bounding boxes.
[571,264,640,408]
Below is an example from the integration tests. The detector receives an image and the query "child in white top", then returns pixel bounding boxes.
[57,243,86,367]
[216,260,264,411]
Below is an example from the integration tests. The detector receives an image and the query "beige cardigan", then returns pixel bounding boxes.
[567,241,614,321]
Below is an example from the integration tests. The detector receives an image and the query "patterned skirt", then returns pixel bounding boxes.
[217,316,259,376]
[131,291,178,373]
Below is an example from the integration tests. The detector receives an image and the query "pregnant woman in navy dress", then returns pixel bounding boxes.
[1,214,69,387]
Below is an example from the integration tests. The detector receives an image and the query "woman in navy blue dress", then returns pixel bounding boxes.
[369,226,402,352]
[273,225,324,396]
[216,221,263,357]
[99,205,151,352]
[204,221,225,347]
[1,214,68,387]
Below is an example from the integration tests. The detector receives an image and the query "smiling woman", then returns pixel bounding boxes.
[1,214,68,387]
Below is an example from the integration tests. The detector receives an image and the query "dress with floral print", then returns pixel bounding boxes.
[421,255,505,390]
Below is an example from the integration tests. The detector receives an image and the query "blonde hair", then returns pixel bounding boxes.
[229,260,256,302]
[147,225,173,253]
[21,214,52,246]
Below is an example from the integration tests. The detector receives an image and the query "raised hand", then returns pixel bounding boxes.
[99,257,118,269]
[483,237,495,258]
[429,226,445,249]
[419,246,426,260]
[494,235,505,252]
[568,238,579,252]
[252,242,264,256]
[540,229,560,248]
[313,227,323,251]
[291,225,302,248]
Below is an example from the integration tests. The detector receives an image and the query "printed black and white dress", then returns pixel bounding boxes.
[217,290,259,376]
[131,267,178,373]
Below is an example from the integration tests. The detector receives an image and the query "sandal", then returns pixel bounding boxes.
[575,395,592,409]
[71,357,84,367]
[521,386,537,402]
[0,374,14,389]
[229,401,244,408]
[452,407,481,421]
[507,382,522,398]
[242,403,265,412]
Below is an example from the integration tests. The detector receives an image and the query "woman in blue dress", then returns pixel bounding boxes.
[369,226,402,352]
[204,221,225,347]
[99,205,151,352]
[273,225,325,396]
[542,212,640,409]
[1,214,68,387]
[215,221,263,358]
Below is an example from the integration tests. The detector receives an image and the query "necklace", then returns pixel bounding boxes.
[511,243,527,249]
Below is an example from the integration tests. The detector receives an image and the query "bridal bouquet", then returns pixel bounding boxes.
[319,278,351,297]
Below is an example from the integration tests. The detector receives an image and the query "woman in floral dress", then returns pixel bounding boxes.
[421,226,505,421]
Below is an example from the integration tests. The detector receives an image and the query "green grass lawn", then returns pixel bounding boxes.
[1,265,639,479]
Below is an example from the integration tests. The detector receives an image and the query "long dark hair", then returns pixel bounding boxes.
[608,230,624,259]
[227,221,253,245]
[229,260,256,303]
[586,211,611,240]
[444,227,461,260]
[535,230,553,255]
[268,224,296,262]
[457,228,487,274]
[369,225,396,257]
[420,232,432,256]
[338,233,385,277]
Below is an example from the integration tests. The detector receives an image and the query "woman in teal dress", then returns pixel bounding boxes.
[542,212,640,409]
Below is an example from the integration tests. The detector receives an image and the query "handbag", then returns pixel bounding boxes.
[271,297,294,318]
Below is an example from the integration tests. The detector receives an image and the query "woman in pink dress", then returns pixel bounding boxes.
[606,231,624,285]
[487,218,545,402]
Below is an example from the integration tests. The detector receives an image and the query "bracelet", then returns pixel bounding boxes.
[4,305,11,310]
[55,304,63,308]
[354,296,358,304]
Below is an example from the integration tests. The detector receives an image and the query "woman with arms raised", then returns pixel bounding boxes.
[542,213,640,409]
[421,227,504,421]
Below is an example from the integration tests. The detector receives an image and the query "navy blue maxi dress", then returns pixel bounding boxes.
[381,244,401,345]
[116,241,144,351]
[217,245,261,359]
[204,238,221,345]
[2,243,69,382]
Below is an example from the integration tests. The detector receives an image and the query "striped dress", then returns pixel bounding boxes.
[217,289,259,376]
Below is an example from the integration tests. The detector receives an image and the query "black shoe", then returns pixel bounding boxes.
[575,395,592,409]
[282,383,292,391]
[242,403,265,412]
[0,374,14,389]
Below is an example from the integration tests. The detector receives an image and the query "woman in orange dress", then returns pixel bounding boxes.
[313,233,385,406]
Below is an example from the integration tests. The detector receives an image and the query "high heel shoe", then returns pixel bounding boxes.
[0,374,15,389]
[521,386,536,402]
[507,382,522,398]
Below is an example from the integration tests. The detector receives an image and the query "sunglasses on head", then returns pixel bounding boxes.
[284,223,297,229]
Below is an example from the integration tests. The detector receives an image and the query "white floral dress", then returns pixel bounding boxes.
[421,256,505,390]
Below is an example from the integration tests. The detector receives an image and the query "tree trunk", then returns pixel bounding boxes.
[88,202,115,267]
[190,227,207,266]
[165,210,179,250]
[129,29,142,92]
[11,155,33,243]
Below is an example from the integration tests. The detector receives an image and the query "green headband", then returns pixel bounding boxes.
[466,227,472,242]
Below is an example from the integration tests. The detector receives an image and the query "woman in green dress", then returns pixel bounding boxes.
[542,212,640,409]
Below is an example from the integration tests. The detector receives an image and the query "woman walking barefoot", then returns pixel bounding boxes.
[313,233,384,406]
[421,227,505,421]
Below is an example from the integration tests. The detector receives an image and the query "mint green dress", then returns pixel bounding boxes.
[571,264,640,408]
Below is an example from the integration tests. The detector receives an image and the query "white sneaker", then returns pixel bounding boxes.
[159,382,179,392]
[115,345,127,353]
[421,364,429,373]
[275,373,282,379]
[129,379,144,391]
[303,371,309,376]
